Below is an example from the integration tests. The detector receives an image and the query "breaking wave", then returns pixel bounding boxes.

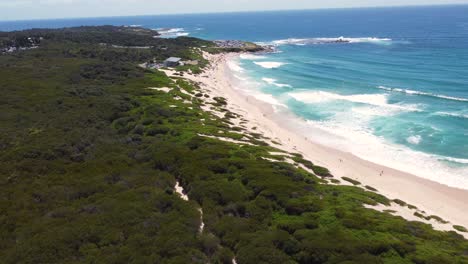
[250,92,289,109]
[227,60,245,73]
[262,78,292,88]
[288,90,421,112]
[440,156,468,164]
[254,61,288,69]
[240,54,267,60]
[407,135,422,145]
[378,86,468,102]
[434,111,468,119]
[155,28,190,38]
[304,117,468,187]
[258,37,392,46]
[223,56,467,188]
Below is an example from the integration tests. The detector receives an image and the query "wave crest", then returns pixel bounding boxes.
[258,37,392,46]
[378,86,468,102]
[440,156,468,164]
[288,91,421,112]
[434,111,468,119]
[407,135,422,145]
[304,117,468,187]
[227,60,245,73]
[254,61,287,69]
[262,78,292,88]
[240,54,267,60]
[289,91,384,106]
[155,28,190,38]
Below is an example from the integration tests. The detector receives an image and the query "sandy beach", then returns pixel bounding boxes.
[162,52,468,237]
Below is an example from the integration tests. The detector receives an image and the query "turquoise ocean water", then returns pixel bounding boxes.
[2,5,467,187]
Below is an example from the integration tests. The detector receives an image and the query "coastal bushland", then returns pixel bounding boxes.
[0,26,467,264]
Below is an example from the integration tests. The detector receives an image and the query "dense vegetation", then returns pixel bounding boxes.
[1,26,214,61]
[0,26,467,264]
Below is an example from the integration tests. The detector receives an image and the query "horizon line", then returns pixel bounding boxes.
[0,3,467,23]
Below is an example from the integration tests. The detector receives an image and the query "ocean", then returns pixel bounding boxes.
[1,5,467,188]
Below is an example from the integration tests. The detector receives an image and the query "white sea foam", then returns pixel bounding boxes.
[157,27,185,33]
[240,54,267,60]
[434,111,468,119]
[314,37,392,44]
[254,61,287,69]
[407,135,422,145]
[303,118,468,188]
[262,78,292,88]
[259,37,392,46]
[378,86,468,102]
[226,59,288,111]
[233,74,247,81]
[284,90,468,188]
[440,157,468,164]
[155,28,190,38]
[251,92,288,108]
[289,91,387,105]
[288,90,421,113]
[224,58,468,188]
[227,60,245,73]
[351,106,398,117]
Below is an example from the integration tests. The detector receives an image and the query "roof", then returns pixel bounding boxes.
[165,57,181,62]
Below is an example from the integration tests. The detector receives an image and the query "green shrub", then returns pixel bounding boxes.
[342,177,361,185]
[330,179,341,184]
[426,215,448,224]
[212,97,227,106]
[312,165,332,177]
[453,225,468,232]
[365,185,378,192]
[393,199,407,206]
[146,126,170,136]
[414,212,425,219]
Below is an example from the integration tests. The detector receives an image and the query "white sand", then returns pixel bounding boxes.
[198,208,205,233]
[175,181,205,232]
[197,134,255,146]
[166,52,468,237]
[148,87,172,93]
[174,181,189,201]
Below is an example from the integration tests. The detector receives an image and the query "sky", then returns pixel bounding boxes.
[1,0,468,21]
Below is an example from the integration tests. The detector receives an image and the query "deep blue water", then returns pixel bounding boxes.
[1,5,467,187]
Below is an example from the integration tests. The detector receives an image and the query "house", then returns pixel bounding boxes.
[164,57,181,67]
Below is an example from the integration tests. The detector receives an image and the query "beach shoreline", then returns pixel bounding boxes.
[162,52,468,237]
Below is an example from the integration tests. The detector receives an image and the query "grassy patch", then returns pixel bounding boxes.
[454,225,468,233]
[365,185,378,192]
[342,177,361,186]
[393,199,407,207]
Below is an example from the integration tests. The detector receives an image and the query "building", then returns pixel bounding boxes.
[164,57,181,67]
